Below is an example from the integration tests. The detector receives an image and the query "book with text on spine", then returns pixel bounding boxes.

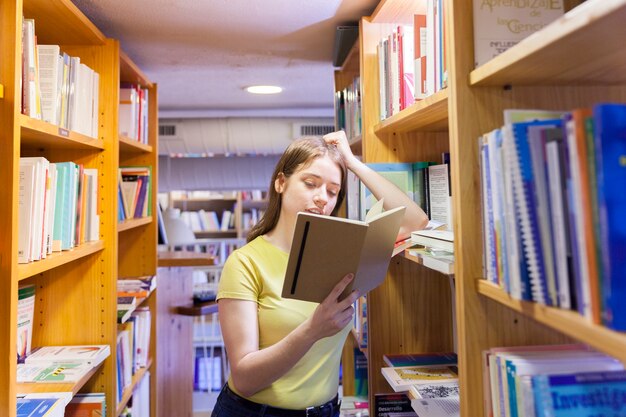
[282,199,405,303]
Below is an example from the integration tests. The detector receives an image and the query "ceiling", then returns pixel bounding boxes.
[70,0,379,119]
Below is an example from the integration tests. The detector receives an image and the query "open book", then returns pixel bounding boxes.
[282,199,405,303]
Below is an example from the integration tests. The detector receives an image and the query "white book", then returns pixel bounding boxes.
[411,397,460,417]
[45,164,58,255]
[382,364,459,392]
[472,0,564,67]
[26,344,110,368]
[83,168,100,242]
[411,229,454,253]
[91,71,100,138]
[37,45,61,125]
[428,164,451,228]
[18,162,37,263]
[17,362,93,383]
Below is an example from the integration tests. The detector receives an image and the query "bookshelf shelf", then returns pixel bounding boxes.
[374,89,449,135]
[20,115,105,150]
[119,135,153,153]
[470,0,626,86]
[477,280,626,364]
[401,250,454,276]
[15,363,104,396]
[115,358,153,417]
[17,240,105,281]
[118,216,153,232]
[193,230,238,239]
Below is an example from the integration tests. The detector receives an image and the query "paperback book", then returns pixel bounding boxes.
[382,364,459,392]
[282,199,405,303]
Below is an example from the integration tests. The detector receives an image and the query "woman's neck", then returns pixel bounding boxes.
[263,213,295,253]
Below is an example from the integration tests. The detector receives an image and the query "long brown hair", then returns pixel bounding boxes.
[247,136,347,242]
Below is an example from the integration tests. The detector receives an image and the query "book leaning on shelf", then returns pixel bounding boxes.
[25,345,110,368]
[17,362,94,383]
[282,199,405,303]
[381,364,459,393]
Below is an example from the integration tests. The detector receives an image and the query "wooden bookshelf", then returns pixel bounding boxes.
[333,0,626,415]
[0,0,159,415]
[115,358,153,416]
[119,135,153,153]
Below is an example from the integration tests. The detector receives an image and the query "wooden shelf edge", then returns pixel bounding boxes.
[477,280,626,363]
[118,216,153,232]
[469,0,626,86]
[115,358,153,416]
[20,114,104,150]
[120,50,153,88]
[157,251,216,267]
[16,362,103,396]
[18,241,105,280]
[119,135,153,153]
[374,89,449,135]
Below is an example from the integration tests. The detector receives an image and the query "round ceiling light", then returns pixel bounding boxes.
[245,85,283,94]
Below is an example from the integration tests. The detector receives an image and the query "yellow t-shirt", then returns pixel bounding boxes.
[217,235,351,409]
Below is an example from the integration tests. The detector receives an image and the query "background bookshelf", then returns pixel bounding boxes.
[117,48,159,416]
[166,190,268,240]
[0,0,158,416]
[334,0,626,415]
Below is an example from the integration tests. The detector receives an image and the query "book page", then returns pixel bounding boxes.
[365,198,385,222]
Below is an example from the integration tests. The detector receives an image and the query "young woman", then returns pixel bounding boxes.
[212,130,428,416]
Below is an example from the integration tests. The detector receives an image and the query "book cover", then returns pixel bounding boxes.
[383,351,457,368]
[472,0,564,67]
[381,364,459,392]
[65,393,106,417]
[532,370,626,417]
[17,362,92,383]
[593,103,626,330]
[17,284,36,363]
[282,200,405,303]
[409,381,459,399]
[373,393,414,417]
[25,344,110,367]
[410,229,454,253]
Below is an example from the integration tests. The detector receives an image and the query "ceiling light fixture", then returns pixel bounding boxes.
[245,85,283,94]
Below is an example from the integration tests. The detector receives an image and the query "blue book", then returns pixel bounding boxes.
[511,119,563,306]
[16,398,61,417]
[593,103,626,330]
[532,370,626,417]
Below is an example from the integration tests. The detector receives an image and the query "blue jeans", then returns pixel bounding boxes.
[211,384,340,417]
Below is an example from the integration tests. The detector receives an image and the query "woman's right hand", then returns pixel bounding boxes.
[306,273,360,340]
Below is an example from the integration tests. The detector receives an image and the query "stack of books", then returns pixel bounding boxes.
[381,351,460,417]
[17,345,110,384]
[408,229,454,275]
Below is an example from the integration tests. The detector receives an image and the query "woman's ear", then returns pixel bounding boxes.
[274,173,285,194]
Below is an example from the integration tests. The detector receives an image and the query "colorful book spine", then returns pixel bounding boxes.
[593,103,626,330]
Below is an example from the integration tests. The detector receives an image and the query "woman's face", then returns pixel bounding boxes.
[276,155,342,219]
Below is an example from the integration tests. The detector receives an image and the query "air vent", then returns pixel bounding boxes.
[299,125,334,136]
[159,124,177,136]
